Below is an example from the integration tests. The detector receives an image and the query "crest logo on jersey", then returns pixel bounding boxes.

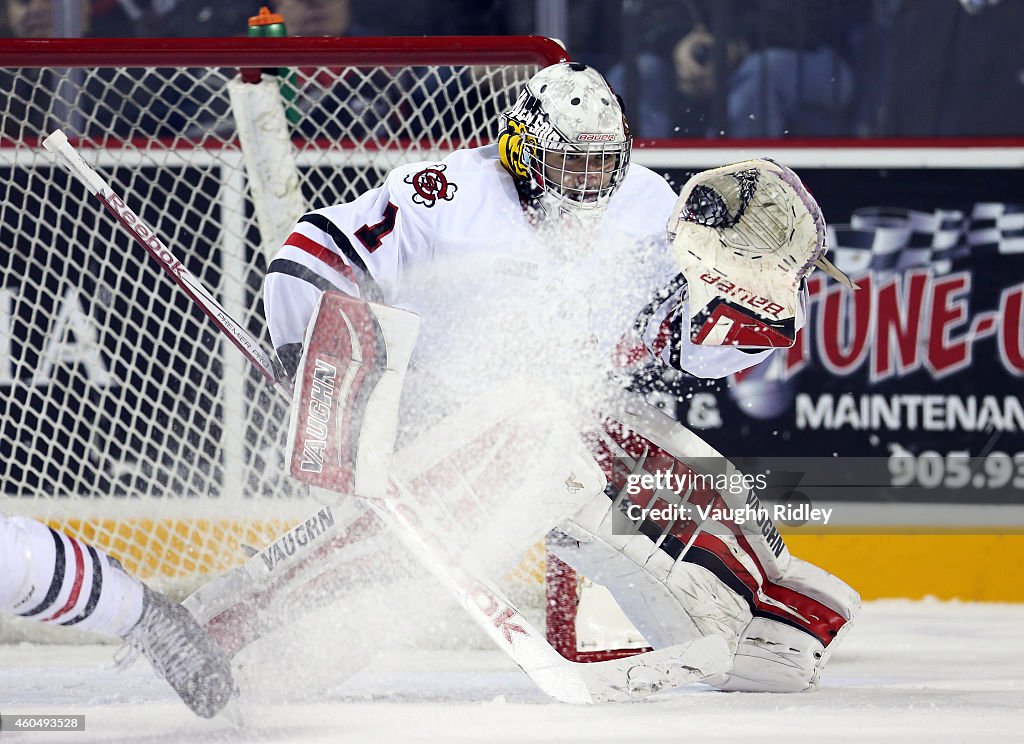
[404,164,457,208]
[498,117,533,178]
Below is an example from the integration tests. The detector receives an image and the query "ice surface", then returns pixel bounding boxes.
[1,599,1021,743]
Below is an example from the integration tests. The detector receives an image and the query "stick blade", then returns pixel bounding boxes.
[575,635,732,703]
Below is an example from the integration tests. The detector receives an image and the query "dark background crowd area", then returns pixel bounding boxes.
[2,0,1022,139]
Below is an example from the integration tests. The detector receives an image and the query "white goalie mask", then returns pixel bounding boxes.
[499,62,631,218]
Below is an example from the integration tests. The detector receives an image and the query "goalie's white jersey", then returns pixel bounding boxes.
[264,145,775,400]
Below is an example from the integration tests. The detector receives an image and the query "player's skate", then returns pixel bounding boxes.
[121,585,236,718]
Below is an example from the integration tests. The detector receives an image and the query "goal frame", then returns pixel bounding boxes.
[0,35,647,663]
[0,35,566,73]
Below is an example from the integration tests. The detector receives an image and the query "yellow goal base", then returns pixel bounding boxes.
[43,519,1024,603]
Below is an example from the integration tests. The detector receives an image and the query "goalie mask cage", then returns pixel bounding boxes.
[0,36,643,660]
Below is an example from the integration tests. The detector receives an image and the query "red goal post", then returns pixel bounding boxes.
[0,36,642,659]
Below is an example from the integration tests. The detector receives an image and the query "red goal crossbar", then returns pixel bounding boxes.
[0,35,568,68]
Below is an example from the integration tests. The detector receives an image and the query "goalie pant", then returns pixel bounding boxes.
[0,513,144,637]
[549,399,861,693]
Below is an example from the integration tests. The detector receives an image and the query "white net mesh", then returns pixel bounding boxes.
[0,39,557,601]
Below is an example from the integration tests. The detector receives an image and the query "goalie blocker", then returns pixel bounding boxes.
[286,292,419,500]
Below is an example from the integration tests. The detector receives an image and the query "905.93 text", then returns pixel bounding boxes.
[888,451,1024,490]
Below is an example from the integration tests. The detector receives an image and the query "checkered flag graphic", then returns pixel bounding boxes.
[826,203,1024,276]
[965,203,1024,254]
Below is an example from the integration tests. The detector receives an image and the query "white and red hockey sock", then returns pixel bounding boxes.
[0,515,144,638]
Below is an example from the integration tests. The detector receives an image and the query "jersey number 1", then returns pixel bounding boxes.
[355,202,398,252]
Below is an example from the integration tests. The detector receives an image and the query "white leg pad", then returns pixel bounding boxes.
[550,532,749,651]
[706,567,860,693]
[705,617,828,692]
[555,502,860,692]
[548,394,863,692]
[778,555,862,620]
[552,491,752,652]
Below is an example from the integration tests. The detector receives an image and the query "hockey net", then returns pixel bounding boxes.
[0,36,643,658]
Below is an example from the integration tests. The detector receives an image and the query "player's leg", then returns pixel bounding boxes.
[0,513,234,717]
[0,513,143,636]
[551,400,860,692]
[187,496,402,665]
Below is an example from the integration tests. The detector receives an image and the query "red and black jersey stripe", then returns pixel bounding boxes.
[268,258,347,295]
[294,214,385,302]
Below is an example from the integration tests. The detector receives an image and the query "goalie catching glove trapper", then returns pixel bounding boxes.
[668,158,857,349]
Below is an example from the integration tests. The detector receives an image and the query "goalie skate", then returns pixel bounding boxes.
[121,585,236,718]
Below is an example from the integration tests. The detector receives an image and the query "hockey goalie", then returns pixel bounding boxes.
[215,61,859,694]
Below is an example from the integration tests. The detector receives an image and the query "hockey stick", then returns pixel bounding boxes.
[42,129,732,703]
[227,75,307,261]
[41,130,293,402]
